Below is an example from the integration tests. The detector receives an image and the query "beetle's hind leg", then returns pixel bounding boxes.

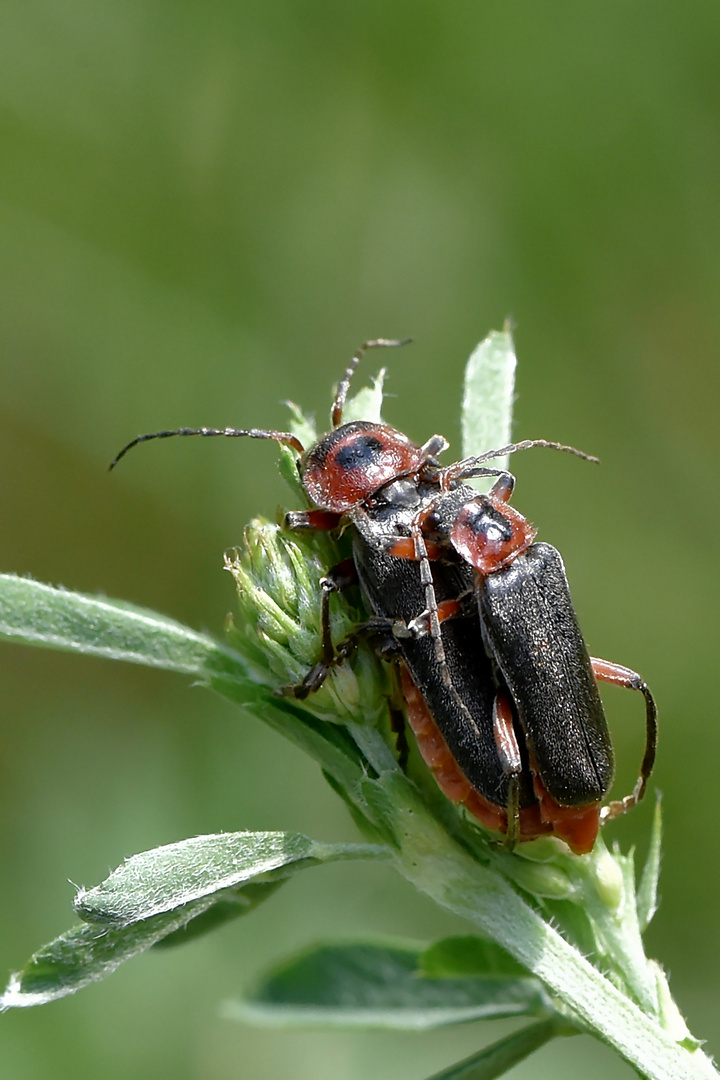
[592,658,658,823]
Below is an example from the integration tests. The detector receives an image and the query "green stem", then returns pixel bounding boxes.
[375,770,715,1080]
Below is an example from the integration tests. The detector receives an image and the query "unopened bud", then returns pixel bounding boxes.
[591,845,625,913]
[225,518,387,725]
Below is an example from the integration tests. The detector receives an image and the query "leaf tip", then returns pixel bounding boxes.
[1,971,35,1012]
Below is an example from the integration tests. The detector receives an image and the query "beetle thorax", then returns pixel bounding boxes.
[301,420,427,513]
[451,496,537,575]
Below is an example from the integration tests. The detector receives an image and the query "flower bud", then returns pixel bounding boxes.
[225,518,387,725]
[496,848,577,900]
[590,844,625,913]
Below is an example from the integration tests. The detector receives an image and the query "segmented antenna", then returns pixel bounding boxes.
[109,426,305,471]
[441,439,600,486]
[331,338,412,428]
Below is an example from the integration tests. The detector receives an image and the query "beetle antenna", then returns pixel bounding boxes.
[331,338,412,428]
[109,426,305,471]
[443,439,600,484]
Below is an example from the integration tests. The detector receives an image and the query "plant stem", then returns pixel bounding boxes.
[375,770,715,1080]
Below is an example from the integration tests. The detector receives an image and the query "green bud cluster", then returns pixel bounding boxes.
[225,518,389,727]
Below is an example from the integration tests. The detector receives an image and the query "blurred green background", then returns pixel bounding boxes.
[1,3,719,1078]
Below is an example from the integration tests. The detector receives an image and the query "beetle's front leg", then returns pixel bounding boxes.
[277,559,356,699]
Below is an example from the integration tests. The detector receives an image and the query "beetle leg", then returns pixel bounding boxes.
[318,561,357,662]
[591,657,658,823]
[285,509,343,531]
[408,517,451,684]
[276,559,357,698]
[277,613,401,699]
[492,690,523,848]
[384,536,443,560]
[282,533,451,701]
[407,597,463,638]
[404,517,499,787]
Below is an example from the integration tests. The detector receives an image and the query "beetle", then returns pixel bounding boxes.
[110,339,656,853]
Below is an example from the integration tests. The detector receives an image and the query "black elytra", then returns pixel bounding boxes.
[480,542,615,807]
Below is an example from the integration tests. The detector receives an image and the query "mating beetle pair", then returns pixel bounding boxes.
[111,339,657,855]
